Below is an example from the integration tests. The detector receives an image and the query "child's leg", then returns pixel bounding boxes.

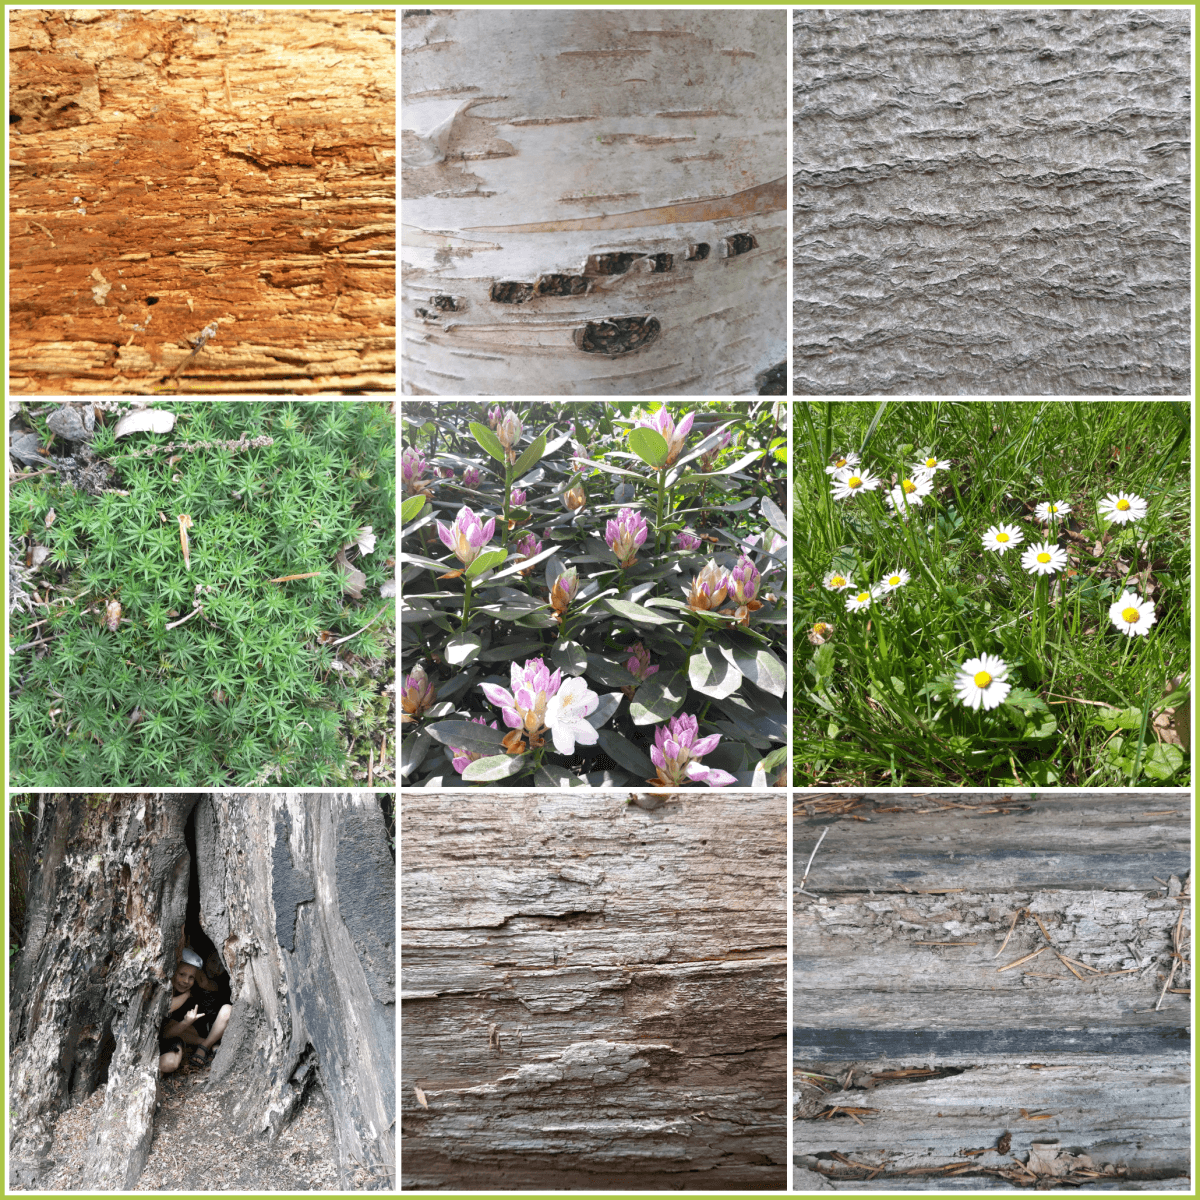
[201,1004,233,1049]
[159,1047,183,1074]
[163,1020,204,1046]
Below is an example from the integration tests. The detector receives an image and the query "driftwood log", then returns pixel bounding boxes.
[794,792,1191,1191]
[793,8,1191,395]
[401,791,787,1190]
[8,792,395,1191]
[8,8,395,395]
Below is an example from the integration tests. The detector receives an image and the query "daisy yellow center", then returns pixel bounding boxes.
[830,575,845,587]
[857,593,870,603]
[902,479,917,494]
[1122,606,1140,623]
[973,670,992,688]
[996,532,1009,543]
[1037,552,1051,564]
[814,623,830,635]
[924,458,937,468]
[1048,505,1059,513]
[835,458,847,468]
[847,476,862,489]
[889,575,901,586]
[1116,498,1130,511]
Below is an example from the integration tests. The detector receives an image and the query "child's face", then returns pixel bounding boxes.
[173,965,196,993]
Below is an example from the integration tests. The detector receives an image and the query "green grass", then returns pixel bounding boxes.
[793,401,1191,787]
[9,401,395,787]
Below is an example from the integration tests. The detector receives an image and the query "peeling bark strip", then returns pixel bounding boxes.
[402,9,786,395]
[8,9,395,395]
[402,791,787,1190]
[8,793,395,1191]
[792,8,1191,396]
[794,791,1191,1191]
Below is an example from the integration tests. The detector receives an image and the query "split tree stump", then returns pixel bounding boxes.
[794,792,1191,1191]
[402,791,787,1190]
[8,8,395,395]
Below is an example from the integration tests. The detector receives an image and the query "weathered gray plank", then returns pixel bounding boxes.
[794,793,1189,893]
[402,792,787,1191]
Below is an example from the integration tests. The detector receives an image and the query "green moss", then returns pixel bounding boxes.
[9,401,396,787]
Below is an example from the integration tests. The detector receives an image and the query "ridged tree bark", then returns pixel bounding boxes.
[402,8,786,396]
[7,792,395,1191]
[8,8,395,395]
[793,8,1191,395]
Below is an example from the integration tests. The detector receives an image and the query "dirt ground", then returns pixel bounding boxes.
[13,1053,343,1192]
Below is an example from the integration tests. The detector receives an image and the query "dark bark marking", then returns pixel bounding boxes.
[575,315,660,356]
[534,273,591,297]
[724,232,757,256]
[271,810,314,955]
[489,280,534,304]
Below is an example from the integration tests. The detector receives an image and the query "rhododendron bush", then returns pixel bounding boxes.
[401,401,788,788]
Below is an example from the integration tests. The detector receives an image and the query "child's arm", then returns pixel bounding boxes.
[168,989,193,1014]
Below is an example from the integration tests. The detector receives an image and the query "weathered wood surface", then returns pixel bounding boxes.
[794,792,1191,1190]
[792,7,1191,395]
[402,792,786,1190]
[9,8,395,395]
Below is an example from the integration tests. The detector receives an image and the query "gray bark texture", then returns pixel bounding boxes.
[792,8,1192,395]
[794,792,1191,1190]
[7,792,395,1192]
[401,791,787,1190]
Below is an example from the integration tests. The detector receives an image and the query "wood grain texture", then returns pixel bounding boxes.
[794,791,1191,1190]
[792,8,1191,395]
[9,8,395,395]
[402,791,787,1190]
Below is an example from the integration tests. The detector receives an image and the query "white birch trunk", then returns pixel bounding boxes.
[402,9,786,396]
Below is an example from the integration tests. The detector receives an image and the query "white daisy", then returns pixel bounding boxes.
[912,452,950,474]
[823,569,855,592]
[830,466,882,501]
[845,590,873,613]
[1020,542,1068,576]
[873,568,911,595]
[981,524,1024,554]
[1097,492,1148,525]
[1108,590,1157,637]
[884,475,934,513]
[808,621,835,645]
[824,451,861,476]
[1034,500,1071,522]
[954,653,1011,711]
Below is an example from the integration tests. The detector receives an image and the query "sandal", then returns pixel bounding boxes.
[191,1046,212,1066]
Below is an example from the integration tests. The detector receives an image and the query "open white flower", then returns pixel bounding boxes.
[1108,590,1157,637]
[830,466,882,501]
[1034,500,1071,522]
[874,568,910,594]
[845,590,872,613]
[823,569,855,592]
[981,524,1024,554]
[544,676,601,754]
[1020,542,1068,576]
[955,653,1011,711]
[912,452,950,474]
[884,475,934,514]
[1097,492,1147,525]
[824,451,861,476]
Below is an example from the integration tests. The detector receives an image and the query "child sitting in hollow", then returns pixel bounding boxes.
[158,947,232,1073]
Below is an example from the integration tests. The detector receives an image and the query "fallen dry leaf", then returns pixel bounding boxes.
[414,1085,428,1109]
[1025,1145,1094,1177]
[44,508,56,528]
[335,548,366,600]
[113,408,176,439]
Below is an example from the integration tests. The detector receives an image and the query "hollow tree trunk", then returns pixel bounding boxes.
[8,8,396,395]
[402,791,787,1190]
[402,8,787,396]
[7,792,395,1191]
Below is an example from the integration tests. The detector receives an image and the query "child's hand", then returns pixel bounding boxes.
[183,1006,201,1026]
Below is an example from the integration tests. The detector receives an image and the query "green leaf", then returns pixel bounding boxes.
[728,645,786,698]
[760,496,788,538]
[401,494,427,525]
[469,421,507,464]
[465,549,509,579]
[1138,743,1185,782]
[689,646,742,700]
[1023,760,1060,786]
[627,427,669,469]
[629,669,687,725]
[510,433,546,481]
[534,765,586,787]
[425,721,507,755]
[1097,706,1143,733]
[597,728,654,777]
[551,639,587,676]
[602,598,677,626]
[444,632,482,668]
[478,640,545,662]
[399,730,433,778]
[462,753,530,782]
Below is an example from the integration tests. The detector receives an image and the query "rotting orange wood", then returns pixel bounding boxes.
[8,8,395,395]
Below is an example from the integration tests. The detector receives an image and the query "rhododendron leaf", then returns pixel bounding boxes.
[400,730,433,778]
[401,495,427,524]
[469,421,507,464]
[629,670,686,725]
[587,692,622,729]
[462,753,530,781]
[627,427,669,469]
[760,495,788,537]
[424,721,507,754]
[444,633,482,667]
[689,646,742,699]
[464,549,508,579]
[602,598,676,626]
[551,640,587,676]
[510,433,547,480]
[727,645,786,698]
[597,729,654,777]
[478,640,545,662]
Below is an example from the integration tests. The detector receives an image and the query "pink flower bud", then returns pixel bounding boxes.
[605,507,649,568]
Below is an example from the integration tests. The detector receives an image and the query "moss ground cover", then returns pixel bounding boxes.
[9,401,395,786]
[401,401,788,788]
[794,401,1191,787]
